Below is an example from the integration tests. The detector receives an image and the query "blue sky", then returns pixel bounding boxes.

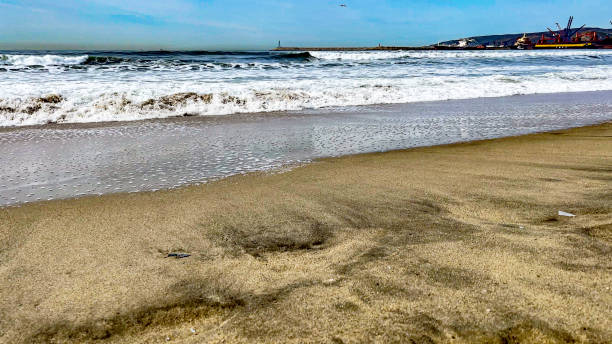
[1,0,611,50]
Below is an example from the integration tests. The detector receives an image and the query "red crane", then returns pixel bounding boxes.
[539,17,586,44]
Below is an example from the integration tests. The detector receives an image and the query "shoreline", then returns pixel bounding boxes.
[2,91,611,208]
[1,120,610,210]
[1,122,610,343]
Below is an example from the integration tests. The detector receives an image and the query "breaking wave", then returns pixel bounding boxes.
[2,50,610,69]
[2,66,612,127]
[0,51,317,68]
[269,52,316,60]
[309,49,612,61]
[1,49,612,127]
[0,54,89,66]
[82,56,129,65]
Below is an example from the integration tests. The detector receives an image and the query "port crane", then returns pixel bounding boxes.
[539,16,585,44]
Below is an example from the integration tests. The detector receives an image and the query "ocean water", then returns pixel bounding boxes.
[1,49,612,127]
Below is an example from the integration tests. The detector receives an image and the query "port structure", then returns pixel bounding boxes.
[274,17,612,51]
[535,16,594,48]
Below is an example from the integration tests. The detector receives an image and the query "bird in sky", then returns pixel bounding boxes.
[339,4,347,7]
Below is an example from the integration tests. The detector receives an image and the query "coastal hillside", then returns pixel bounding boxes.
[438,27,612,47]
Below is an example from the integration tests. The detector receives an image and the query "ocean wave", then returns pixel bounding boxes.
[82,56,129,65]
[269,52,317,61]
[1,49,612,127]
[309,51,417,61]
[309,50,612,61]
[111,50,272,56]
[0,54,89,66]
[0,52,316,68]
[2,50,609,69]
[2,67,612,127]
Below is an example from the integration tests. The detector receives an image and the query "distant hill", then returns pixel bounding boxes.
[437,28,612,47]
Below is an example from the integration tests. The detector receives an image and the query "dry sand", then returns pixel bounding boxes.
[1,123,611,343]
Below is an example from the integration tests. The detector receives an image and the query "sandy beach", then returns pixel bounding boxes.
[1,121,610,343]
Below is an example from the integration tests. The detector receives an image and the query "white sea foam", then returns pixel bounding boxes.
[1,50,612,127]
[0,54,89,66]
[309,49,612,61]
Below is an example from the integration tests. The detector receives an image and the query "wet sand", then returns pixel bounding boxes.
[1,122,611,343]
